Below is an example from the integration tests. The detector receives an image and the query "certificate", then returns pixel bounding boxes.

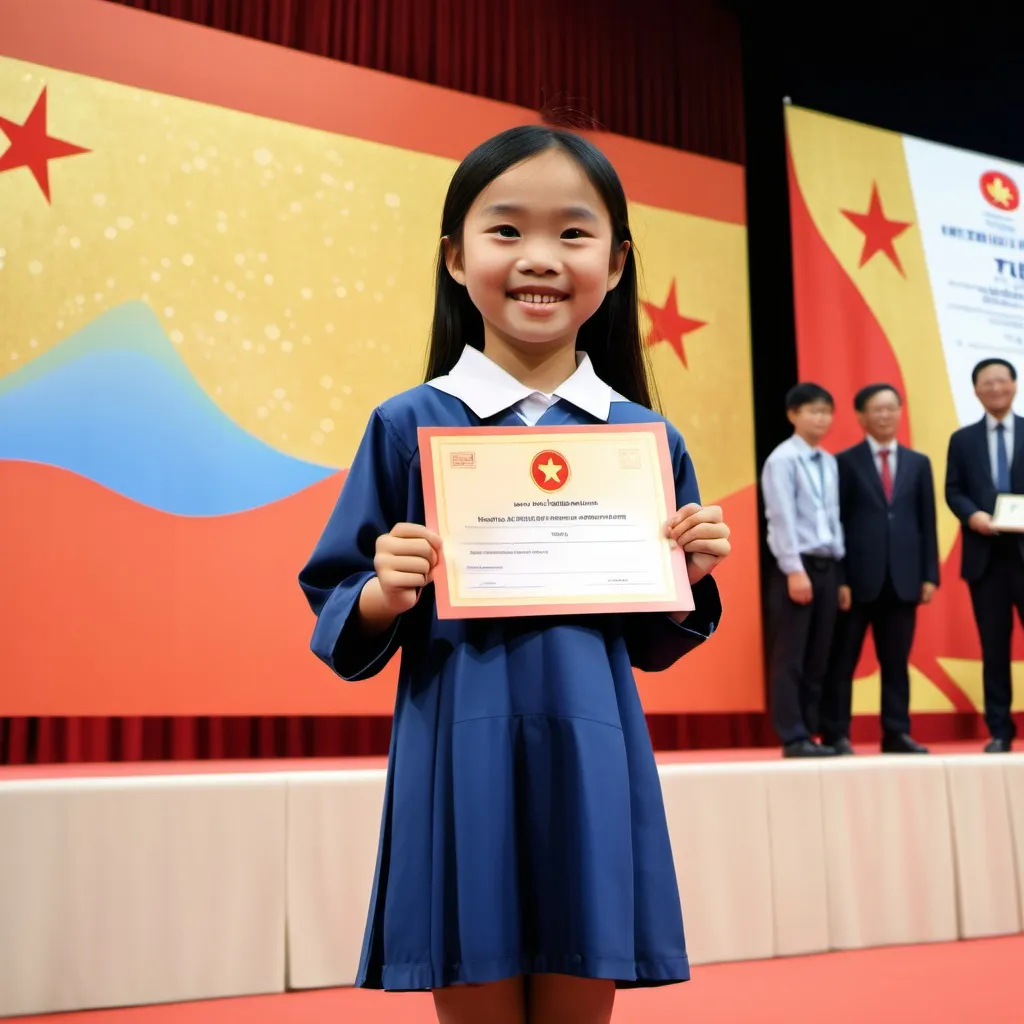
[418,423,693,619]
[991,493,1024,533]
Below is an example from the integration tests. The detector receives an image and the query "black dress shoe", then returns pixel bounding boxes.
[881,733,929,754]
[783,739,838,758]
[984,738,1013,753]
[828,736,856,756]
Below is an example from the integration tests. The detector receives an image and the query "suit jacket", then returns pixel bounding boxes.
[837,440,939,603]
[945,414,1024,582]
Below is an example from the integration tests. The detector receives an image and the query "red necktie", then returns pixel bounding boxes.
[879,448,893,502]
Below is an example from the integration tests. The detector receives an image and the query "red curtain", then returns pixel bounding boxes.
[102,0,745,162]
[1,0,754,765]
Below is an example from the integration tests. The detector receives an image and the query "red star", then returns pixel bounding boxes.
[0,88,90,203]
[841,183,912,276]
[642,279,706,367]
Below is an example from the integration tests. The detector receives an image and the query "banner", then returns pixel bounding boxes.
[785,102,1024,721]
[0,0,760,715]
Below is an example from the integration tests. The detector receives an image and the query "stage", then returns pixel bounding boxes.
[1,744,1023,1019]
[7,936,1024,1024]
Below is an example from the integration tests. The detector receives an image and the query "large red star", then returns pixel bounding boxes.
[0,88,90,203]
[642,279,706,367]
[840,183,912,276]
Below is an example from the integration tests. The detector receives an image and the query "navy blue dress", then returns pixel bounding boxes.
[299,384,722,992]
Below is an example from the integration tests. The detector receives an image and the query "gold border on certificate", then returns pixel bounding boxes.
[419,423,692,619]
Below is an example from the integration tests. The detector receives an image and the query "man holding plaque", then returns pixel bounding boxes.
[945,358,1024,753]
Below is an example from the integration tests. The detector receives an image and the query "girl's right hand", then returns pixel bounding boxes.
[373,523,442,615]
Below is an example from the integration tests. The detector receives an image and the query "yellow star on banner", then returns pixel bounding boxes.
[537,458,563,483]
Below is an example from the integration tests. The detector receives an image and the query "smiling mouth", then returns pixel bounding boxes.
[507,289,568,304]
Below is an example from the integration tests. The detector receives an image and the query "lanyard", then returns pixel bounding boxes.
[799,452,826,506]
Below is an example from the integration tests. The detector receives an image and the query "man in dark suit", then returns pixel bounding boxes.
[821,384,939,754]
[946,358,1024,753]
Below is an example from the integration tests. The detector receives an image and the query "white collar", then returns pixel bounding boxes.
[790,434,821,457]
[866,435,897,454]
[986,412,1015,431]
[427,345,627,421]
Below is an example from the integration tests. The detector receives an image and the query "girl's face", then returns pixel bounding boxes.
[445,149,628,355]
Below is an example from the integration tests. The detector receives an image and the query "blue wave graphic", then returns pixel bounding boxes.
[0,302,336,515]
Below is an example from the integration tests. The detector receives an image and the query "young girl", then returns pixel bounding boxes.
[299,125,730,1024]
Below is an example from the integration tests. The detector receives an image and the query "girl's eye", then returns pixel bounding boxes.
[561,228,587,240]
[495,225,520,238]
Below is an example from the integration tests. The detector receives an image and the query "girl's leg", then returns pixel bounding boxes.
[527,974,616,1024]
[432,975,527,1024]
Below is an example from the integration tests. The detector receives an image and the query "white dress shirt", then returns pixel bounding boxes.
[760,434,844,574]
[426,344,629,424]
[866,434,898,482]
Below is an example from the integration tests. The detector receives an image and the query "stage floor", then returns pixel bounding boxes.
[2,742,1021,1019]
[0,738,999,779]
[8,935,1022,1024]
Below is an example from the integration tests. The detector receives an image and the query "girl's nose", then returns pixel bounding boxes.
[515,240,561,275]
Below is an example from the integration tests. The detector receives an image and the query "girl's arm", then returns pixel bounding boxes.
[622,433,723,673]
[298,408,412,680]
[623,570,722,673]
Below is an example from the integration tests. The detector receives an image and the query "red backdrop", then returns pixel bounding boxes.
[2,0,763,764]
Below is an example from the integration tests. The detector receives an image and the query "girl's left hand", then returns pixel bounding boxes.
[666,502,731,585]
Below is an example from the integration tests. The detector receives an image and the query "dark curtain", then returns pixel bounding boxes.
[102,0,745,162]
[2,0,756,765]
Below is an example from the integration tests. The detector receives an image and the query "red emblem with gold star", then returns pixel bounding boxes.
[531,450,569,492]
[980,171,1020,212]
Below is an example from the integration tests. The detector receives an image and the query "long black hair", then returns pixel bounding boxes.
[423,125,657,410]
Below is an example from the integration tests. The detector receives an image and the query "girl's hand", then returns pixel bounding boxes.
[359,523,442,633]
[374,523,442,613]
[666,503,731,585]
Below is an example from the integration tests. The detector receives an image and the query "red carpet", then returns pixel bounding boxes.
[13,936,1021,1023]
